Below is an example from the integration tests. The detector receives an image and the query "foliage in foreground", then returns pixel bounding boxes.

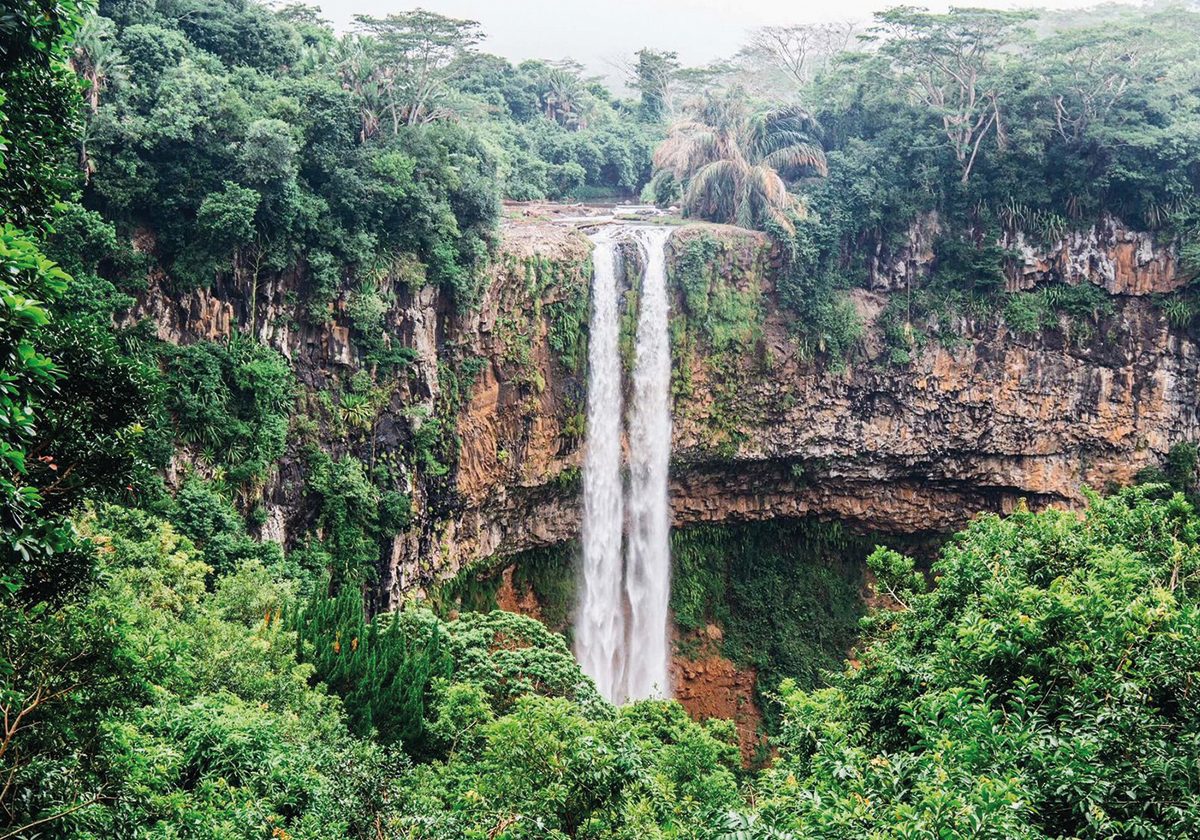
[11,483,1200,838]
[3,503,744,839]
[5,1,1200,838]
[751,487,1200,839]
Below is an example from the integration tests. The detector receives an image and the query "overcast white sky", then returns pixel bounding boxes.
[314,0,1133,78]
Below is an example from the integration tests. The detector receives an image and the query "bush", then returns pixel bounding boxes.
[303,451,382,583]
[754,488,1200,839]
[170,476,282,578]
[162,336,293,485]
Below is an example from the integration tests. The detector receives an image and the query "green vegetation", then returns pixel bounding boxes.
[651,5,1200,361]
[653,97,826,230]
[671,520,870,728]
[167,475,284,578]
[1137,441,1200,505]
[60,1,664,320]
[672,233,765,357]
[668,231,771,450]
[544,261,591,375]
[162,336,293,486]
[750,487,1200,839]
[428,542,578,635]
[1001,282,1114,339]
[294,586,452,750]
[13,472,1200,838]
[441,519,869,735]
[300,450,388,584]
[511,543,578,633]
[6,1,1200,838]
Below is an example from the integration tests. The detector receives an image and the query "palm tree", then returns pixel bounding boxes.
[70,15,126,182]
[538,66,589,129]
[653,91,827,230]
[71,15,126,114]
[333,36,388,140]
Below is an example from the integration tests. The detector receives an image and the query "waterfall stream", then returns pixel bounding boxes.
[576,228,627,702]
[576,225,673,703]
[622,226,673,700]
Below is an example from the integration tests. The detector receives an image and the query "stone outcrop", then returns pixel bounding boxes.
[867,212,1183,296]
[123,211,1199,605]
[1004,215,1182,296]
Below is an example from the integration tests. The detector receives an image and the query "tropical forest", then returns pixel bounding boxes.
[2,0,1200,837]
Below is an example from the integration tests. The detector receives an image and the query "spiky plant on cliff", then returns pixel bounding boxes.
[652,91,827,231]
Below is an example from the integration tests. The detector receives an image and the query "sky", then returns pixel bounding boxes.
[315,0,1131,82]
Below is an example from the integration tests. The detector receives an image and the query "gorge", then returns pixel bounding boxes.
[7,3,1200,835]
[116,207,1200,744]
[128,211,1199,598]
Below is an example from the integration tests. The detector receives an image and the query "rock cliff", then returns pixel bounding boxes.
[433,215,1197,600]
[124,211,1199,606]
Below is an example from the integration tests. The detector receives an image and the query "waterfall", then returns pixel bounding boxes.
[576,228,626,702]
[576,225,673,703]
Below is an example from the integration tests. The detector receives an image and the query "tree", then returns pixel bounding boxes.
[738,23,859,89]
[755,488,1200,839]
[160,0,302,71]
[631,48,679,122]
[332,33,387,141]
[352,9,483,128]
[1030,3,1200,225]
[0,0,84,230]
[0,0,87,568]
[0,225,71,567]
[536,62,591,129]
[196,180,261,277]
[872,7,1033,183]
[70,14,126,114]
[653,91,827,230]
[293,591,452,750]
[26,318,161,517]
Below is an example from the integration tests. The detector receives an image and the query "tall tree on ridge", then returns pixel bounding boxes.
[872,7,1033,184]
[631,48,680,122]
[353,9,483,128]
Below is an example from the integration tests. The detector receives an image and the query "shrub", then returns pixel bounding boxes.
[755,488,1200,839]
[162,336,293,485]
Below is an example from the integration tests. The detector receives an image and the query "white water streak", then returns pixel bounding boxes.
[623,226,673,700]
[576,229,627,702]
[576,225,674,704]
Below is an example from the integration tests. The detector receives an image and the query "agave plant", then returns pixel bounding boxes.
[653,91,827,231]
[338,392,377,432]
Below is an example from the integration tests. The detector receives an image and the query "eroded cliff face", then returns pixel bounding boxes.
[672,295,1196,532]
[432,215,1199,601]
[125,212,1199,605]
[382,220,593,597]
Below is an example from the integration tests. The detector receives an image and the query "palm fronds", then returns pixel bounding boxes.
[650,91,827,230]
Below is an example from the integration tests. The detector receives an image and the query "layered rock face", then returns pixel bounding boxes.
[673,291,1197,532]
[437,217,1199,604]
[125,213,1199,606]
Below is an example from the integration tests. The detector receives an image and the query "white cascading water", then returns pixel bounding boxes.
[576,228,627,702]
[576,225,673,703]
[622,226,673,700]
